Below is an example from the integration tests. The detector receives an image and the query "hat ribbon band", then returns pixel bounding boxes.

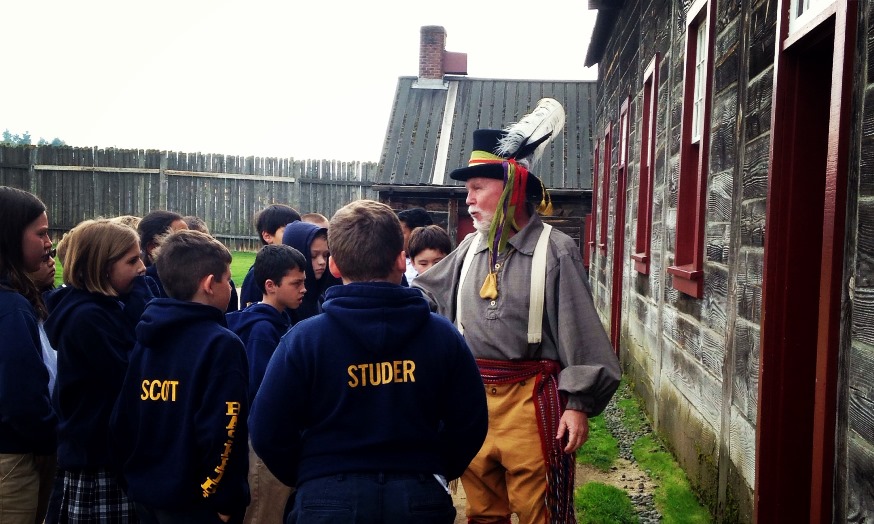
[467,150,506,166]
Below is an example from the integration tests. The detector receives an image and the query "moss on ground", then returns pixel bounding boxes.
[574,378,712,523]
[620,383,712,524]
[576,414,619,472]
[575,482,638,524]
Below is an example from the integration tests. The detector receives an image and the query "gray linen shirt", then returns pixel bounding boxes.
[413,214,620,414]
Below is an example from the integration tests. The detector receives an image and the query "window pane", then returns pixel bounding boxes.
[692,23,707,142]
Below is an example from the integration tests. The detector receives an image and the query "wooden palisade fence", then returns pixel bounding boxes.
[0,145,379,250]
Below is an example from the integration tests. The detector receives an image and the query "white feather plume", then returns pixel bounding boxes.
[496,98,566,168]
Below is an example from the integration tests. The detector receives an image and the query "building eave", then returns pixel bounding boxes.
[585,7,622,67]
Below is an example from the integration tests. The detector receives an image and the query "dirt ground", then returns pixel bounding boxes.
[451,459,655,523]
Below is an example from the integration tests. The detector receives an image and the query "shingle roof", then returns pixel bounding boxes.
[377,76,596,190]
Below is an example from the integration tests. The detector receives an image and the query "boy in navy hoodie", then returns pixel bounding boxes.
[111,230,249,524]
[239,204,301,308]
[226,244,306,524]
[250,199,488,523]
[226,244,306,400]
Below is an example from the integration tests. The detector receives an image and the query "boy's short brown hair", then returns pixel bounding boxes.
[328,200,403,282]
[407,225,452,260]
[300,212,330,228]
[156,230,232,300]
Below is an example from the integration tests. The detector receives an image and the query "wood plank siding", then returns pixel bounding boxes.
[586,0,874,521]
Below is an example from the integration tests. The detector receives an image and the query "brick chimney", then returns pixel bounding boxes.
[415,26,467,90]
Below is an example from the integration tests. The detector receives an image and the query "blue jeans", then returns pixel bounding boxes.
[289,473,456,524]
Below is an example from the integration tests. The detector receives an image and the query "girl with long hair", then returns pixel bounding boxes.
[0,186,58,523]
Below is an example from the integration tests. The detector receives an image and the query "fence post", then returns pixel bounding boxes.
[159,153,168,210]
[28,147,37,195]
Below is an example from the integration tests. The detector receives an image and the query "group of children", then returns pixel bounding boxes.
[1,186,471,524]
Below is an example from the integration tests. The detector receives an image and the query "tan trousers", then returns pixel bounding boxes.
[242,443,293,524]
[462,380,547,524]
[0,453,39,524]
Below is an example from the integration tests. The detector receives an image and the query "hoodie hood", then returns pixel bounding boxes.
[44,286,126,347]
[282,221,330,320]
[281,221,325,284]
[137,298,227,349]
[226,302,289,338]
[320,282,431,356]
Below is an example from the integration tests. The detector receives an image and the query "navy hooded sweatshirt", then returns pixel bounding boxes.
[249,282,488,487]
[44,286,139,469]
[110,298,249,515]
[280,221,339,323]
[225,303,291,401]
[0,283,57,455]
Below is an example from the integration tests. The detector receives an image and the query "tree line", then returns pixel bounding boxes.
[2,128,66,147]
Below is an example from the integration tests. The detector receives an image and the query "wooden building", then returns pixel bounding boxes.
[585,0,870,521]
[375,26,597,255]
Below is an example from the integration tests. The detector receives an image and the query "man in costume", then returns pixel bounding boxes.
[413,98,621,524]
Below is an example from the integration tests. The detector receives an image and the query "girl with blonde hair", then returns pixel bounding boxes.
[44,219,147,522]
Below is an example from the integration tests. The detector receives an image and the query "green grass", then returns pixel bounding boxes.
[575,482,638,524]
[618,383,712,524]
[632,435,711,524]
[576,414,619,472]
[229,250,256,284]
[52,250,257,289]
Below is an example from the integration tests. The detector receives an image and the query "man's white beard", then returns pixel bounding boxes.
[470,207,494,234]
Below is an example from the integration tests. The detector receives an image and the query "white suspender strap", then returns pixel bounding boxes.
[528,223,552,344]
[456,233,482,336]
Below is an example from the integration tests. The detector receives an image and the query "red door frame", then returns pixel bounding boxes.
[610,97,631,351]
[755,1,856,521]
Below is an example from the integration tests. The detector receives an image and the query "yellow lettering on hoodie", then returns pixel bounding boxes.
[346,360,416,388]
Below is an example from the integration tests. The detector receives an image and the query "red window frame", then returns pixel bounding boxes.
[632,54,660,275]
[589,139,600,253]
[599,124,612,252]
[666,0,714,298]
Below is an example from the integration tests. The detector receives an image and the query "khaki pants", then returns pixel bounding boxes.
[462,380,547,524]
[0,453,39,524]
[242,443,293,524]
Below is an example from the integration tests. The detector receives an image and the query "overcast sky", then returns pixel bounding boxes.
[3,1,598,162]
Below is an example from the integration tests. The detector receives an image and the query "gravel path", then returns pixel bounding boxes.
[600,384,663,523]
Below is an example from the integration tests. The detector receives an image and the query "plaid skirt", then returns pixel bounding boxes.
[55,468,137,523]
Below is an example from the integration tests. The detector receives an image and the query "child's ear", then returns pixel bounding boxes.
[261,230,273,244]
[395,251,406,273]
[200,273,216,295]
[264,278,277,294]
[329,257,342,279]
